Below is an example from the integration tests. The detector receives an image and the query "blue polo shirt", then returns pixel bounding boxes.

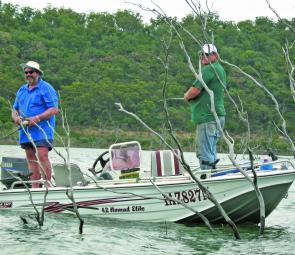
[13,79,58,144]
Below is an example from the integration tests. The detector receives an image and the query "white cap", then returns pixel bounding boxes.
[20,61,43,75]
[202,44,218,54]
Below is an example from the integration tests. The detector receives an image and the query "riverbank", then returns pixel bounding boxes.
[0,126,292,155]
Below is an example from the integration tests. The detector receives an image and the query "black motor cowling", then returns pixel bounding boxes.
[1,157,30,189]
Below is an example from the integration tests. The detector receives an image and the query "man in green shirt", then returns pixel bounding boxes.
[184,44,226,170]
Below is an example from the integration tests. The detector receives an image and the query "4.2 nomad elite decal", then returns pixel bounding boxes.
[163,188,207,206]
[101,205,145,213]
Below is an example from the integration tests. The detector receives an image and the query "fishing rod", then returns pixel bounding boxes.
[158,97,184,102]
[0,127,19,139]
[0,120,29,140]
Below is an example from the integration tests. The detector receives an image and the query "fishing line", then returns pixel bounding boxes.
[0,127,20,140]
[0,120,29,140]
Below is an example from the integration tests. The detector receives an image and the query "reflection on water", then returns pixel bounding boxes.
[0,145,295,254]
[1,211,294,255]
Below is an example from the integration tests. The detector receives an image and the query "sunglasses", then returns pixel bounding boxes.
[200,53,210,56]
[24,70,35,75]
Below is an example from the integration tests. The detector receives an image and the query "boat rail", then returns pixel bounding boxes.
[192,159,294,177]
[10,179,50,189]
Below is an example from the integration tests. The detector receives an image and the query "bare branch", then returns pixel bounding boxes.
[116,102,241,239]
[282,43,295,103]
[265,0,295,33]
[85,173,213,230]
[221,59,295,156]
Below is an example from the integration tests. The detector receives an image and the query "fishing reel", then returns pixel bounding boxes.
[21,119,30,126]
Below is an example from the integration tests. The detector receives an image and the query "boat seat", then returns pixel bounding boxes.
[151,149,185,177]
[53,163,88,187]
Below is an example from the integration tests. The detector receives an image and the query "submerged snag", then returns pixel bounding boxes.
[116,102,241,239]
[20,216,28,224]
[150,179,213,231]
[248,148,265,234]
[57,103,85,234]
[66,189,84,234]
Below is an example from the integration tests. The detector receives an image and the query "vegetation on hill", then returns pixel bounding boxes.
[0,2,294,154]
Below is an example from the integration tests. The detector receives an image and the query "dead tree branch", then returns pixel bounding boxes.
[221,59,295,157]
[115,102,240,239]
[180,42,266,235]
[85,173,213,230]
[283,43,295,104]
[265,0,295,33]
[55,103,85,234]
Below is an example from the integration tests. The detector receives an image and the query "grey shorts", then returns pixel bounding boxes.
[21,140,53,151]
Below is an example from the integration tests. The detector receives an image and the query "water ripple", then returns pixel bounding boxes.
[1,146,295,254]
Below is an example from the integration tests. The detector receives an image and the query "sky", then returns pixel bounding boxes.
[1,0,295,23]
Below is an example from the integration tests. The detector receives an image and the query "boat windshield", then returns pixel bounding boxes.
[109,141,141,171]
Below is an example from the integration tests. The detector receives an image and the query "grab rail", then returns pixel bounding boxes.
[192,159,295,176]
[10,179,49,189]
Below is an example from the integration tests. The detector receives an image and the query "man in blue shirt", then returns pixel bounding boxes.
[12,61,58,188]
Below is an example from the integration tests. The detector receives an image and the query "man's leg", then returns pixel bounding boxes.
[196,117,225,170]
[196,123,216,170]
[37,147,52,183]
[211,116,225,163]
[25,147,41,188]
[25,146,52,188]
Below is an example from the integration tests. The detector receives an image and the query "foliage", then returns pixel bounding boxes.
[0,3,294,154]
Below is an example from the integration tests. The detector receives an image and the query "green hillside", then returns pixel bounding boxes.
[0,2,294,154]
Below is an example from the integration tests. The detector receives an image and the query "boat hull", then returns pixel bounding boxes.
[178,182,291,224]
[0,170,294,224]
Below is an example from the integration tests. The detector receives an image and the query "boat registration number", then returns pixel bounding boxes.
[0,201,13,208]
[163,188,207,206]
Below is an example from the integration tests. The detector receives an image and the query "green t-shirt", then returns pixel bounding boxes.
[190,61,226,124]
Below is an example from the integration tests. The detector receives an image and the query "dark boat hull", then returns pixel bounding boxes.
[179,182,292,224]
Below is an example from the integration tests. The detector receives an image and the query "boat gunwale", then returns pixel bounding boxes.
[1,169,295,194]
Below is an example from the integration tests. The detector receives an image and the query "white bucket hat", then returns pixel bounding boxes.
[202,44,218,54]
[20,61,43,75]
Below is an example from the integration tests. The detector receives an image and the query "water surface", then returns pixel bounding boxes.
[0,145,294,255]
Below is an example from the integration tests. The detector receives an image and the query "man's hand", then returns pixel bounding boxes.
[184,87,201,102]
[27,116,40,127]
[13,116,23,126]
